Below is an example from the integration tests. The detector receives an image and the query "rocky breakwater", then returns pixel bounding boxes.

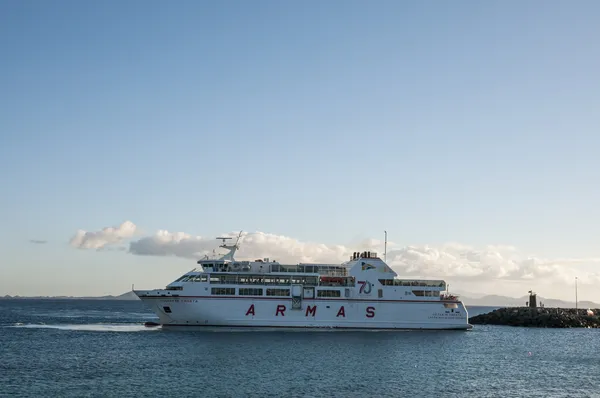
[469,307,600,328]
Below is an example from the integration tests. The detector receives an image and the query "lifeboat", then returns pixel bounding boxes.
[320,276,344,284]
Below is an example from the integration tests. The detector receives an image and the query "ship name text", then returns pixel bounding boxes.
[244,304,376,318]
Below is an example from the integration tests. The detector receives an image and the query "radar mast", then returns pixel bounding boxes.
[216,230,243,261]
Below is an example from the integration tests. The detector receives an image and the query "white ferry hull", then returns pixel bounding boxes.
[134,238,473,331]
[136,295,472,330]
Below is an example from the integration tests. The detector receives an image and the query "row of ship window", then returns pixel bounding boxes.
[177,274,335,286]
[210,288,439,298]
[176,274,444,289]
[378,279,446,288]
[408,290,440,297]
[211,287,342,297]
[202,263,344,275]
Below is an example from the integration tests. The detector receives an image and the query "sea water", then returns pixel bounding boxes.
[0,300,598,397]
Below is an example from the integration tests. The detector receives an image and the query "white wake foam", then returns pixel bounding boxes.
[8,323,160,332]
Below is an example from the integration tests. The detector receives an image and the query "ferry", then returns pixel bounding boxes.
[134,232,472,330]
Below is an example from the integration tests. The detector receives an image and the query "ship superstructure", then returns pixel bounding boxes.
[134,232,471,330]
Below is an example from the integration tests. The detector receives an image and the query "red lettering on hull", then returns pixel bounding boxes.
[305,305,317,317]
[366,306,375,318]
[336,306,345,317]
[276,304,286,316]
[245,304,255,316]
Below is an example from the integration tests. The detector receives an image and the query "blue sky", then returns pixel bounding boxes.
[1,1,599,301]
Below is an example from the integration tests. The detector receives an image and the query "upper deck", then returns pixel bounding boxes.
[181,234,450,292]
[194,259,349,276]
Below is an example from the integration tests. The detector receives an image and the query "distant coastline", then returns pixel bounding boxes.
[1,291,139,301]
[456,293,599,309]
[1,291,597,308]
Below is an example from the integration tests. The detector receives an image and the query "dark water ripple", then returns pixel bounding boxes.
[0,300,598,397]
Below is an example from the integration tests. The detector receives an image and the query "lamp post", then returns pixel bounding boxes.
[575,276,578,311]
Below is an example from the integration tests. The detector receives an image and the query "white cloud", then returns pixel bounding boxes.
[70,223,600,286]
[70,221,138,249]
[129,230,348,264]
[384,244,598,284]
[129,230,217,258]
[228,232,348,263]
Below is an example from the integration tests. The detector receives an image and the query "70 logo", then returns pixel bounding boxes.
[357,280,372,294]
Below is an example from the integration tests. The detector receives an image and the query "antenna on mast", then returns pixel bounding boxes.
[384,230,387,262]
[234,230,243,246]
